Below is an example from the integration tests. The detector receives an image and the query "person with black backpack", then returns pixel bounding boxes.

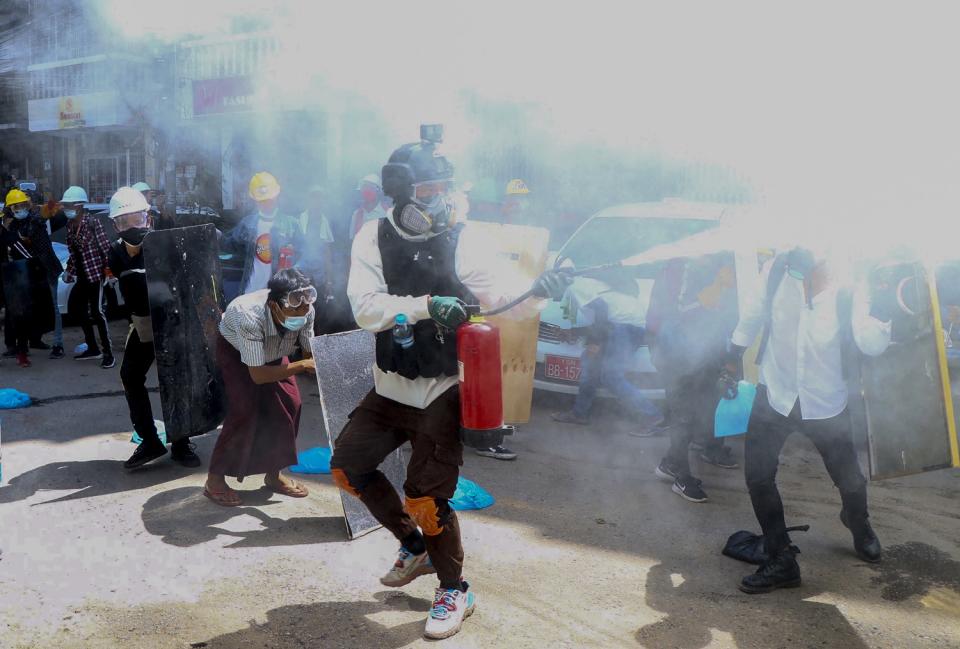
[726,247,894,594]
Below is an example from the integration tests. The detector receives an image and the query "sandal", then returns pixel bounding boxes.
[265,477,309,498]
[203,485,242,507]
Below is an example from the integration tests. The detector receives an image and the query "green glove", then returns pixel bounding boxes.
[532,270,573,300]
[429,296,469,329]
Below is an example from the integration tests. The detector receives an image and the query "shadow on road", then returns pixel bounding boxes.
[141,486,346,548]
[636,562,871,649]
[0,459,190,505]
[194,591,430,648]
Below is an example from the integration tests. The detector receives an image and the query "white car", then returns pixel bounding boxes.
[534,199,734,396]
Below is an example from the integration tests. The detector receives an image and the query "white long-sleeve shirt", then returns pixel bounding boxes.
[731,261,892,420]
[348,214,540,409]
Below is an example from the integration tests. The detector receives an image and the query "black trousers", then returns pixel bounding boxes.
[76,279,112,355]
[120,326,159,444]
[744,385,869,554]
[662,361,726,477]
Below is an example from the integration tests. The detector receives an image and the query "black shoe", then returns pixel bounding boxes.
[2,347,16,358]
[475,445,518,460]
[628,414,666,438]
[672,475,708,503]
[29,340,50,351]
[171,439,202,467]
[124,440,168,469]
[49,345,65,359]
[654,459,680,482]
[700,445,739,469]
[841,509,882,563]
[739,549,802,594]
[100,354,115,369]
[75,348,103,361]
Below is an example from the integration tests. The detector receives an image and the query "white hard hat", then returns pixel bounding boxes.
[357,174,381,190]
[61,186,89,203]
[109,186,151,219]
[132,181,151,192]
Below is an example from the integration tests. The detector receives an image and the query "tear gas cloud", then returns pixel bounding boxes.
[89,0,958,265]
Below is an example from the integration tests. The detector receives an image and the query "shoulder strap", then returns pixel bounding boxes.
[836,286,857,381]
[755,254,789,365]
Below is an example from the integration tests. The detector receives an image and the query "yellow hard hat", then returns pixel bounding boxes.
[248,172,281,202]
[505,179,530,196]
[4,188,30,206]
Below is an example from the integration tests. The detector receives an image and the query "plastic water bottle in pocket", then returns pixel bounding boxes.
[394,314,414,349]
[714,381,757,438]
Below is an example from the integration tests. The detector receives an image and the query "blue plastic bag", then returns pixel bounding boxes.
[714,381,757,438]
[0,388,31,409]
[450,476,495,511]
[289,446,332,474]
[131,419,167,444]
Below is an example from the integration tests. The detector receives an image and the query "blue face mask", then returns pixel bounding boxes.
[64,209,78,219]
[12,208,29,220]
[281,315,308,331]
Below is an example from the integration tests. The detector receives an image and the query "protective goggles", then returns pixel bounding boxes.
[412,180,454,204]
[113,211,150,231]
[281,286,318,308]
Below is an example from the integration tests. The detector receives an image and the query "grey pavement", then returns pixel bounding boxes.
[1,321,959,648]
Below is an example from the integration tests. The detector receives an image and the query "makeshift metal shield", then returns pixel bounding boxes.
[851,262,960,479]
[310,329,406,539]
[143,225,226,443]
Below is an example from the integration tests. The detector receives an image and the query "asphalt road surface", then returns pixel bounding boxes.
[1,321,959,648]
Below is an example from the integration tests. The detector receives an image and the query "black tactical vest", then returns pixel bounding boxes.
[374,219,475,379]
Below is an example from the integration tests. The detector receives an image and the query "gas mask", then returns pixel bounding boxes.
[397,195,456,236]
[12,208,29,220]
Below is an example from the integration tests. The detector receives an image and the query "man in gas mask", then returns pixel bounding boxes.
[107,187,202,470]
[726,246,893,593]
[329,126,569,640]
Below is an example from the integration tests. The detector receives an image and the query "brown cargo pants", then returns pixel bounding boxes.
[330,386,464,588]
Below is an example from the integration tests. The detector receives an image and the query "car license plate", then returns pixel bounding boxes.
[545,355,581,382]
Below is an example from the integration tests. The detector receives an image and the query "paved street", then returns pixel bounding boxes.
[1,321,959,648]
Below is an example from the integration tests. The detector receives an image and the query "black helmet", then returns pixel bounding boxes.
[381,141,454,203]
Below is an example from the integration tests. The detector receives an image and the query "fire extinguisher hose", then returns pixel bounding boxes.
[474,262,624,317]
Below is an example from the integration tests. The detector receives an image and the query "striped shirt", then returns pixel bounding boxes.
[219,289,314,367]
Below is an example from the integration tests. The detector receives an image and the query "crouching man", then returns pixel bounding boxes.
[204,269,317,506]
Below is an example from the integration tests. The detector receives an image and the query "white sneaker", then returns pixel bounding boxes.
[379,547,436,587]
[424,583,477,640]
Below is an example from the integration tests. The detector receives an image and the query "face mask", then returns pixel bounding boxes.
[119,227,150,246]
[397,196,455,236]
[786,247,815,281]
[12,208,29,220]
[64,209,78,219]
[281,315,308,331]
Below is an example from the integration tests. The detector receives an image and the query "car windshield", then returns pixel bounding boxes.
[559,216,718,268]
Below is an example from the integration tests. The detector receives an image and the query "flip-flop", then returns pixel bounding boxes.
[203,486,242,507]
[265,478,309,498]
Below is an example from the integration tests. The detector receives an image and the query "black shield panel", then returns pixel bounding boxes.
[1,259,54,334]
[854,262,958,479]
[143,225,226,443]
[310,329,407,539]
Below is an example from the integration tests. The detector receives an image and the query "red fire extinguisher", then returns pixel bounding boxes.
[457,314,513,448]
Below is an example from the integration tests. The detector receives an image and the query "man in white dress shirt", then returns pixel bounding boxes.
[727,247,893,593]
